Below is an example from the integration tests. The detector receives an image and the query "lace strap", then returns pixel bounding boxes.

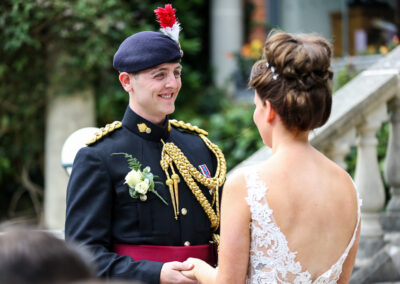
[338,179,362,258]
[244,169,269,204]
[342,180,362,255]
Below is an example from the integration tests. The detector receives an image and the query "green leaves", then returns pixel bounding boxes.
[112,153,142,171]
[129,187,138,199]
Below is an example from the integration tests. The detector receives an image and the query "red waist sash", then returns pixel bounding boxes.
[113,243,217,266]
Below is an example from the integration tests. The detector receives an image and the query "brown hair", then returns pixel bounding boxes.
[0,226,95,284]
[249,31,333,131]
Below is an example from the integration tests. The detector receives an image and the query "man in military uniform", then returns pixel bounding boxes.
[65,5,226,284]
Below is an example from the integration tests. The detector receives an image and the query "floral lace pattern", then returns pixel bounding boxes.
[244,170,361,284]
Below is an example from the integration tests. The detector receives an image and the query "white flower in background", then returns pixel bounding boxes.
[125,169,143,188]
[135,179,150,195]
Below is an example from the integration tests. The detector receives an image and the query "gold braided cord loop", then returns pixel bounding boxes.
[160,136,226,231]
[86,121,122,145]
[198,134,226,190]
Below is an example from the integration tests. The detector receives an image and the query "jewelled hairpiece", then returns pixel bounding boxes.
[266,61,279,80]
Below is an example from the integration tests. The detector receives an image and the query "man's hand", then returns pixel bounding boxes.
[182,258,217,284]
[181,258,204,280]
[160,261,198,284]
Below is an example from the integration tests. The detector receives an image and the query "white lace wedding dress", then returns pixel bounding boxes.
[244,170,361,284]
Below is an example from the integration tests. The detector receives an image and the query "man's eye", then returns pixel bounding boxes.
[174,72,181,77]
[155,73,165,79]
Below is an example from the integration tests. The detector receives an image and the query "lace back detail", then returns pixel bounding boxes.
[244,170,361,284]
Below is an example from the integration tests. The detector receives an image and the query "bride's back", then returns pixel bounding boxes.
[256,147,359,280]
[243,31,360,283]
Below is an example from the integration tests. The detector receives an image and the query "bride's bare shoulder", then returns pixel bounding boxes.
[224,167,246,189]
[223,165,259,194]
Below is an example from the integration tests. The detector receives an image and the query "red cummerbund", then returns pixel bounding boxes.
[113,243,217,266]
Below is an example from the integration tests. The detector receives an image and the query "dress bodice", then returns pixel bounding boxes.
[244,170,361,284]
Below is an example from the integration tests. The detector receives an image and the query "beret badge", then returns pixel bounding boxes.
[154,4,181,43]
[154,4,183,56]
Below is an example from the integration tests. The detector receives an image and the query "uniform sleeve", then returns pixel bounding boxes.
[65,147,163,283]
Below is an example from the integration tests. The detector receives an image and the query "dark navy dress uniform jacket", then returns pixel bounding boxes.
[65,107,217,284]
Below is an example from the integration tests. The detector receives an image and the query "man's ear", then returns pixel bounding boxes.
[265,100,276,123]
[119,72,132,93]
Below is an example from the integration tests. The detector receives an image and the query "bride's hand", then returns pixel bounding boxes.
[181,258,204,280]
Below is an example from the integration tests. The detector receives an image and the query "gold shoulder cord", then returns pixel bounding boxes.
[161,120,226,246]
[86,121,122,145]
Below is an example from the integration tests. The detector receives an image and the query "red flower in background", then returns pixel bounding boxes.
[154,4,177,29]
[393,35,400,45]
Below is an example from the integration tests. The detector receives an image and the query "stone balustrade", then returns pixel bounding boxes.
[383,97,400,231]
[310,49,400,261]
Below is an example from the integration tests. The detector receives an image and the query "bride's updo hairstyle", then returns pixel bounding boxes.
[249,31,333,131]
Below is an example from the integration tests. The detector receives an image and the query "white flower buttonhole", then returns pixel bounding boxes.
[112,153,168,205]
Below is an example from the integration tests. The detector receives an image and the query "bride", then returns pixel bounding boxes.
[182,31,361,284]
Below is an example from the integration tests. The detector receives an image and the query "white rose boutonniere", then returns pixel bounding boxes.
[113,153,168,205]
[125,169,144,188]
[135,179,150,195]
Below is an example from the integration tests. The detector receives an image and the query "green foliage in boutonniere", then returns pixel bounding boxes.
[112,153,168,205]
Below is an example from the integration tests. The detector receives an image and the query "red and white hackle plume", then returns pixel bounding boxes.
[154,4,181,42]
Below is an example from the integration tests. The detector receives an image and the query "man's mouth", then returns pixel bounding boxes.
[159,93,174,99]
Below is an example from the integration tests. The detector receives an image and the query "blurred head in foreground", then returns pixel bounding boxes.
[0,226,95,284]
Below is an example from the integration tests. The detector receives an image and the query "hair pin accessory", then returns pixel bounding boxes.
[266,61,279,80]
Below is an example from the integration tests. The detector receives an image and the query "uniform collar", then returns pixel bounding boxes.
[122,107,170,141]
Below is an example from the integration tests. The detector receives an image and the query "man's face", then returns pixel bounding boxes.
[128,62,182,124]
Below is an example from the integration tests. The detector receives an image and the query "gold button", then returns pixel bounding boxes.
[140,195,147,201]
[181,208,187,215]
[184,241,190,246]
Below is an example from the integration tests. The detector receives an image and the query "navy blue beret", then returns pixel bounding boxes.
[113,31,182,73]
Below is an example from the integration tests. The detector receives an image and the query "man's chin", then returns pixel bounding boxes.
[164,107,176,116]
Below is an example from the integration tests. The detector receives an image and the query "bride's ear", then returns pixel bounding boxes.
[265,100,276,123]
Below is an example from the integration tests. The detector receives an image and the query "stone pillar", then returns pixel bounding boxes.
[211,0,243,88]
[355,105,387,258]
[325,129,356,169]
[44,90,95,230]
[383,96,400,231]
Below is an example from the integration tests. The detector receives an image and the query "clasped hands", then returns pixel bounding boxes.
[160,258,211,284]
[181,257,206,280]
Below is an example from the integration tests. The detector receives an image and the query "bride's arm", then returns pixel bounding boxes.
[217,171,251,283]
[184,171,251,284]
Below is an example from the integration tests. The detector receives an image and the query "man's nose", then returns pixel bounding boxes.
[165,73,178,88]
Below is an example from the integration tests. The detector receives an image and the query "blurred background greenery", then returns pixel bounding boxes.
[0,0,394,223]
[0,0,263,222]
